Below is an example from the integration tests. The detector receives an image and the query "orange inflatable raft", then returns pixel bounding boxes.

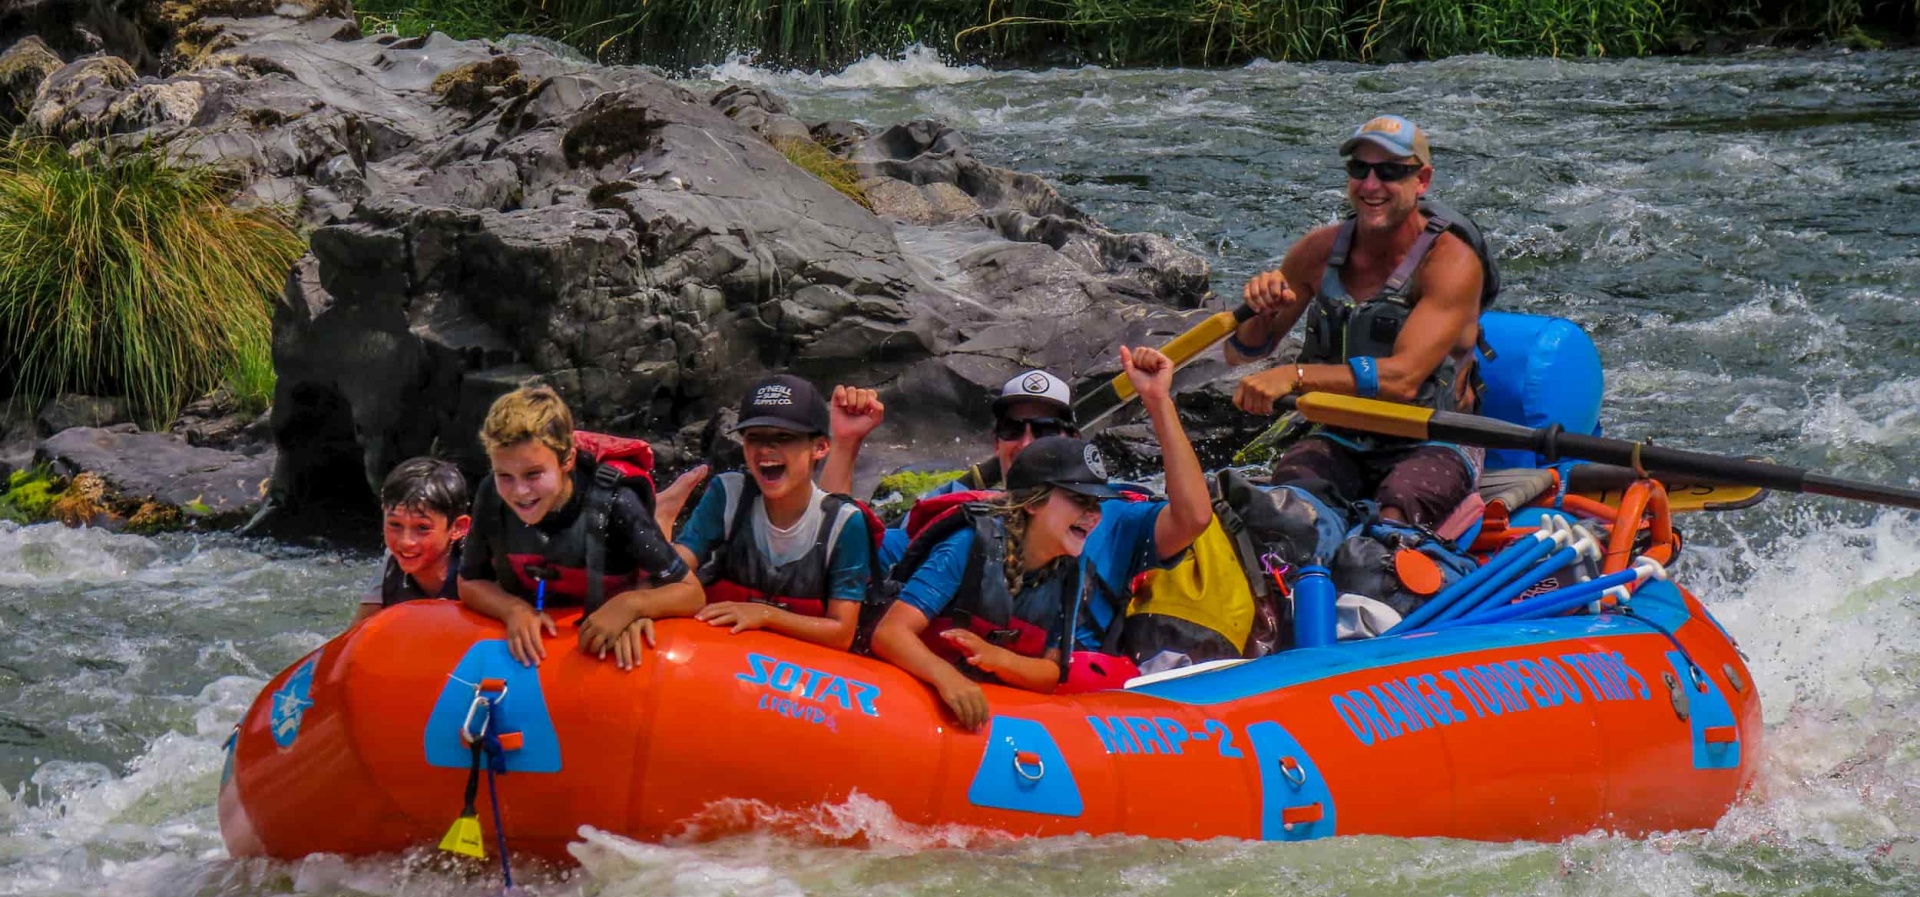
[218,537,1759,861]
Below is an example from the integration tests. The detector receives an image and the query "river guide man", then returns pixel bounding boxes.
[1225,115,1499,528]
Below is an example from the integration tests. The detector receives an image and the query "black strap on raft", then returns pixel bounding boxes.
[584,463,622,613]
[459,738,483,841]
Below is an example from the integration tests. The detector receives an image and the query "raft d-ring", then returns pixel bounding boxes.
[1279,755,1308,788]
[1687,662,1709,693]
[1010,745,1045,782]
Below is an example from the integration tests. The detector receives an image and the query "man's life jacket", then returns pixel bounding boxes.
[1298,199,1502,416]
[477,431,658,614]
[697,472,887,625]
[378,541,464,608]
[890,490,1137,690]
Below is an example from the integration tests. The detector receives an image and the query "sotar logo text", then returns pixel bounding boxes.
[753,385,794,406]
[738,652,880,717]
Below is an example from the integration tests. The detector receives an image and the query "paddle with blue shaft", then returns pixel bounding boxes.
[962,299,1258,488]
[1278,392,1920,511]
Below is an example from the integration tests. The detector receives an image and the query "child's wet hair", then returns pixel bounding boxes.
[480,384,575,460]
[380,457,469,520]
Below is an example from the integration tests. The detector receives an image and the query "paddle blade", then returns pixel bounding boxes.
[1575,482,1769,514]
[439,814,486,858]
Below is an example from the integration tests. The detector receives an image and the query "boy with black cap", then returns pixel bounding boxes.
[676,374,876,651]
[869,347,1212,730]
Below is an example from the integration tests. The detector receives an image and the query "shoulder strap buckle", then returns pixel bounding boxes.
[592,463,622,490]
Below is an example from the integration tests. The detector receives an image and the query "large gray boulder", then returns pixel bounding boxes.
[13,3,1223,528]
[36,426,273,524]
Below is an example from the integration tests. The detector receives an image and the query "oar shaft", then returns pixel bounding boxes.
[1286,394,1920,513]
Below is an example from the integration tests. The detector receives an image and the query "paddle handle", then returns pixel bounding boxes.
[969,302,1255,489]
[1111,304,1259,402]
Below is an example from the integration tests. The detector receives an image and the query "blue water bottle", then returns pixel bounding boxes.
[1292,565,1338,648]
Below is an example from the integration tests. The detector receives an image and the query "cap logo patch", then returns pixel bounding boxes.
[753,384,794,406]
[1361,117,1404,136]
[1022,373,1051,394]
[1083,444,1108,480]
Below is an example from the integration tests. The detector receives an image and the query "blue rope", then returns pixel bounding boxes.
[483,735,514,891]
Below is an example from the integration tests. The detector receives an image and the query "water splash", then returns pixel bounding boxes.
[699,44,991,91]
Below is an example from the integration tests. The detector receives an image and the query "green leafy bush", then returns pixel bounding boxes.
[0,466,59,524]
[0,138,304,427]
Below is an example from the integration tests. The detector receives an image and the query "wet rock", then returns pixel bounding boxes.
[26,55,136,140]
[1,36,63,127]
[36,426,274,524]
[170,388,270,449]
[13,0,1219,531]
[35,394,130,436]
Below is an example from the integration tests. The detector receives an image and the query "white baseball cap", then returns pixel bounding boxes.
[992,370,1074,422]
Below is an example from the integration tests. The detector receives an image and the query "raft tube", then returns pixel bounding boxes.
[219,581,1759,860]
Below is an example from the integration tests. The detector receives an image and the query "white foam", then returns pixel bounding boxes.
[701,44,990,91]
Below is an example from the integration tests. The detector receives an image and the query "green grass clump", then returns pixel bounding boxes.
[350,0,1909,69]
[772,136,871,209]
[0,466,59,524]
[0,138,305,428]
[1355,0,1666,58]
[874,468,965,519]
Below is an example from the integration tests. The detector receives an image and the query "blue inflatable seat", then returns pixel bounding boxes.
[1473,312,1603,470]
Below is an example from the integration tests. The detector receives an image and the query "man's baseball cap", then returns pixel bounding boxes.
[731,374,830,435]
[1339,115,1431,167]
[991,369,1075,422]
[1005,436,1121,500]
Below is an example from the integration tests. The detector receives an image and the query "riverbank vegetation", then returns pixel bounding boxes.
[353,0,1914,69]
[0,139,303,429]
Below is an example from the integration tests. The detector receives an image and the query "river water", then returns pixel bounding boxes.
[5,48,1920,896]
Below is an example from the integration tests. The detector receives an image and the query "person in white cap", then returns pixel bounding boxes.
[1220,114,1499,529]
[820,369,1081,569]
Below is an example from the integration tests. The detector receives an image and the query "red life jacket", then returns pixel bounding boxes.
[890,503,1069,673]
[485,431,660,613]
[890,485,1153,692]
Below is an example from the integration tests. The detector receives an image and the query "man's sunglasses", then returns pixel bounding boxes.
[1345,159,1424,183]
[993,416,1074,442]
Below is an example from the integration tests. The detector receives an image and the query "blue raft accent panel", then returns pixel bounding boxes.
[1247,721,1336,841]
[1667,651,1741,770]
[968,717,1084,817]
[423,640,563,773]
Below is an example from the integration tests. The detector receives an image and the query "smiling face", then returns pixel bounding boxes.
[740,427,828,502]
[382,505,470,579]
[1345,142,1431,234]
[488,439,575,525]
[1023,488,1104,566]
[993,399,1076,476]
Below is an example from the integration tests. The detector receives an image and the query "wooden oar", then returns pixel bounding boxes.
[1283,392,1920,511]
[963,301,1257,488]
